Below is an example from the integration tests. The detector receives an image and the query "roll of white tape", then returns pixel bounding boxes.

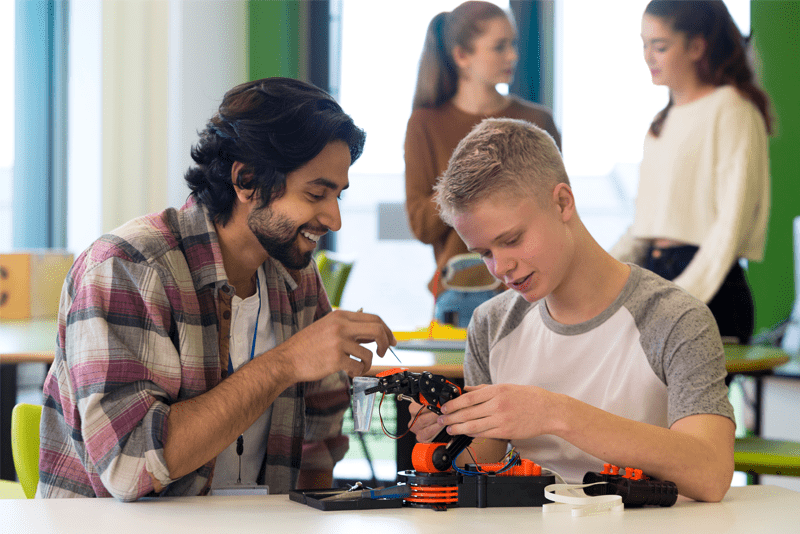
[543,483,624,517]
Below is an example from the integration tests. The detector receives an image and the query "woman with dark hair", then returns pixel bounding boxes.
[404,1,560,328]
[612,0,771,344]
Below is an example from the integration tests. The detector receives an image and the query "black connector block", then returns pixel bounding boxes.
[582,471,678,507]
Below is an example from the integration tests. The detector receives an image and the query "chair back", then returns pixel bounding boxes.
[11,403,42,499]
[435,253,500,328]
[315,250,354,308]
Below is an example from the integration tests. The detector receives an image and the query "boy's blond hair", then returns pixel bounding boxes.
[434,118,569,225]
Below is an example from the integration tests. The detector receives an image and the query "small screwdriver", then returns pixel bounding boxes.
[354,308,402,363]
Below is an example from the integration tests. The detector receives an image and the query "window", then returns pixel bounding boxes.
[335,0,510,330]
[0,1,14,251]
[333,0,509,482]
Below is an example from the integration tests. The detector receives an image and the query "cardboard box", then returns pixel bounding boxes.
[0,250,74,320]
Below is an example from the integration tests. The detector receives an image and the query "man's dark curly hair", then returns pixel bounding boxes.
[185,77,366,225]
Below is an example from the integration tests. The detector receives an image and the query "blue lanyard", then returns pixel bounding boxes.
[228,272,262,376]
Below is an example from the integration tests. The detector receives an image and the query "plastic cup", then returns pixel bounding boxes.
[352,376,379,432]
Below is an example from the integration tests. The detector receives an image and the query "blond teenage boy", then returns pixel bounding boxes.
[410,118,735,502]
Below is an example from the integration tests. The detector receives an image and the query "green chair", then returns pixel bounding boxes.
[735,437,800,479]
[0,479,26,499]
[11,403,42,499]
[315,250,354,308]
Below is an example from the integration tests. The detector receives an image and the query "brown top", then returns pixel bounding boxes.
[403,96,561,294]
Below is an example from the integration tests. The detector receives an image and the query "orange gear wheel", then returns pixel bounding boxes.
[406,485,458,505]
[412,442,446,473]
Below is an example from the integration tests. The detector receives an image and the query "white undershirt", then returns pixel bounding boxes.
[212,265,278,488]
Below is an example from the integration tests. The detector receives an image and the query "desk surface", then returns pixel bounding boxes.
[373,342,793,380]
[2,320,791,378]
[0,319,58,364]
[723,343,791,375]
[0,485,796,534]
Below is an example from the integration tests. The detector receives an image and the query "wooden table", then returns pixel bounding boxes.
[1,485,798,533]
[376,341,792,381]
[3,320,792,482]
[723,343,791,375]
[0,319,58,481]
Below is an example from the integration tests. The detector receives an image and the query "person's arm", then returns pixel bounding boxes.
[68,257,394,500]
[436,300,735,502]
[160,309,396,487]
[436,384,734,502]
[65,258,183,501]
[672,100,770,303]
[404,111,452,245]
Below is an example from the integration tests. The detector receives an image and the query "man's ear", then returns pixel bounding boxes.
[231,161,254,204]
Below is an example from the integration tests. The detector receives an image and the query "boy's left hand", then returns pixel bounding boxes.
[437,383,558,440]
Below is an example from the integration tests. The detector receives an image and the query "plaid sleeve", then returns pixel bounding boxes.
[299,265,349,470]
[66,256,181,500]
[301,370,351,471]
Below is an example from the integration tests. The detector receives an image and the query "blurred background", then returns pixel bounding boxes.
[2,0,798,490]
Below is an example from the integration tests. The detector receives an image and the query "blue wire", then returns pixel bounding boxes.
[452,450,521,476]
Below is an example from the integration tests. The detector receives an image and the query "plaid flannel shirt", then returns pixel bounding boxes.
[38,198,350,500]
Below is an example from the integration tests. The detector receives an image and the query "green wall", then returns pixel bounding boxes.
[747,0,800,334]
[249,0,300,80]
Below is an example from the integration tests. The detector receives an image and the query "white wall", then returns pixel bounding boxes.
[67,0,249,255]
[167,0,249,211]
[761,376,800,492]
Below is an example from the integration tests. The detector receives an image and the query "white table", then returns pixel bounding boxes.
[1,485,797,534]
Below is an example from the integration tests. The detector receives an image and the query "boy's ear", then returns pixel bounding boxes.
[552,183,575,221]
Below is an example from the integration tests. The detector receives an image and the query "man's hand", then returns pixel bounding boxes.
[437,384,559,440]
[271,309,397,383]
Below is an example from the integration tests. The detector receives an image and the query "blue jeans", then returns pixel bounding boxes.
[434,289,497,329]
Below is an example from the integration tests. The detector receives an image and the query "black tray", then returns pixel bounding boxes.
[288,489,404,511]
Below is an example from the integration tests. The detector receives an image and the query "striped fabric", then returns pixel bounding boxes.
[38,198,350,500]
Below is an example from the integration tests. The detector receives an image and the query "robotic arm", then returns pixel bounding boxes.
[364,368,473,472]
[354,368,677,509]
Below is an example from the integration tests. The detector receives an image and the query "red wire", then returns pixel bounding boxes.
[379,393,427,440]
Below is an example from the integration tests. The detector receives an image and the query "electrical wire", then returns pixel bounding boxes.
[378,393,427,440]
[452,447,522,476]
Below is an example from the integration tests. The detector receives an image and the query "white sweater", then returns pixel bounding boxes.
[611,85,769,303]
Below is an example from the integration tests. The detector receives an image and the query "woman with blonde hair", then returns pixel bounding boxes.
[405,1,560,327]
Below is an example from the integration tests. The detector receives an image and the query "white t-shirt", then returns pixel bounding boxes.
[465,265,734,483]
[212,266,277,488]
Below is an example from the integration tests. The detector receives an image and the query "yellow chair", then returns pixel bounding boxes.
[315,250,354,308]
[11,403,42,499]
[735,437,800,479]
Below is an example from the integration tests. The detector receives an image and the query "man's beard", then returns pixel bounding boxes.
[248,207,315,270]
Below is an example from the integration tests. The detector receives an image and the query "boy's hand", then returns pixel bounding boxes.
[407,401,445,443]
[437,384,558,440]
